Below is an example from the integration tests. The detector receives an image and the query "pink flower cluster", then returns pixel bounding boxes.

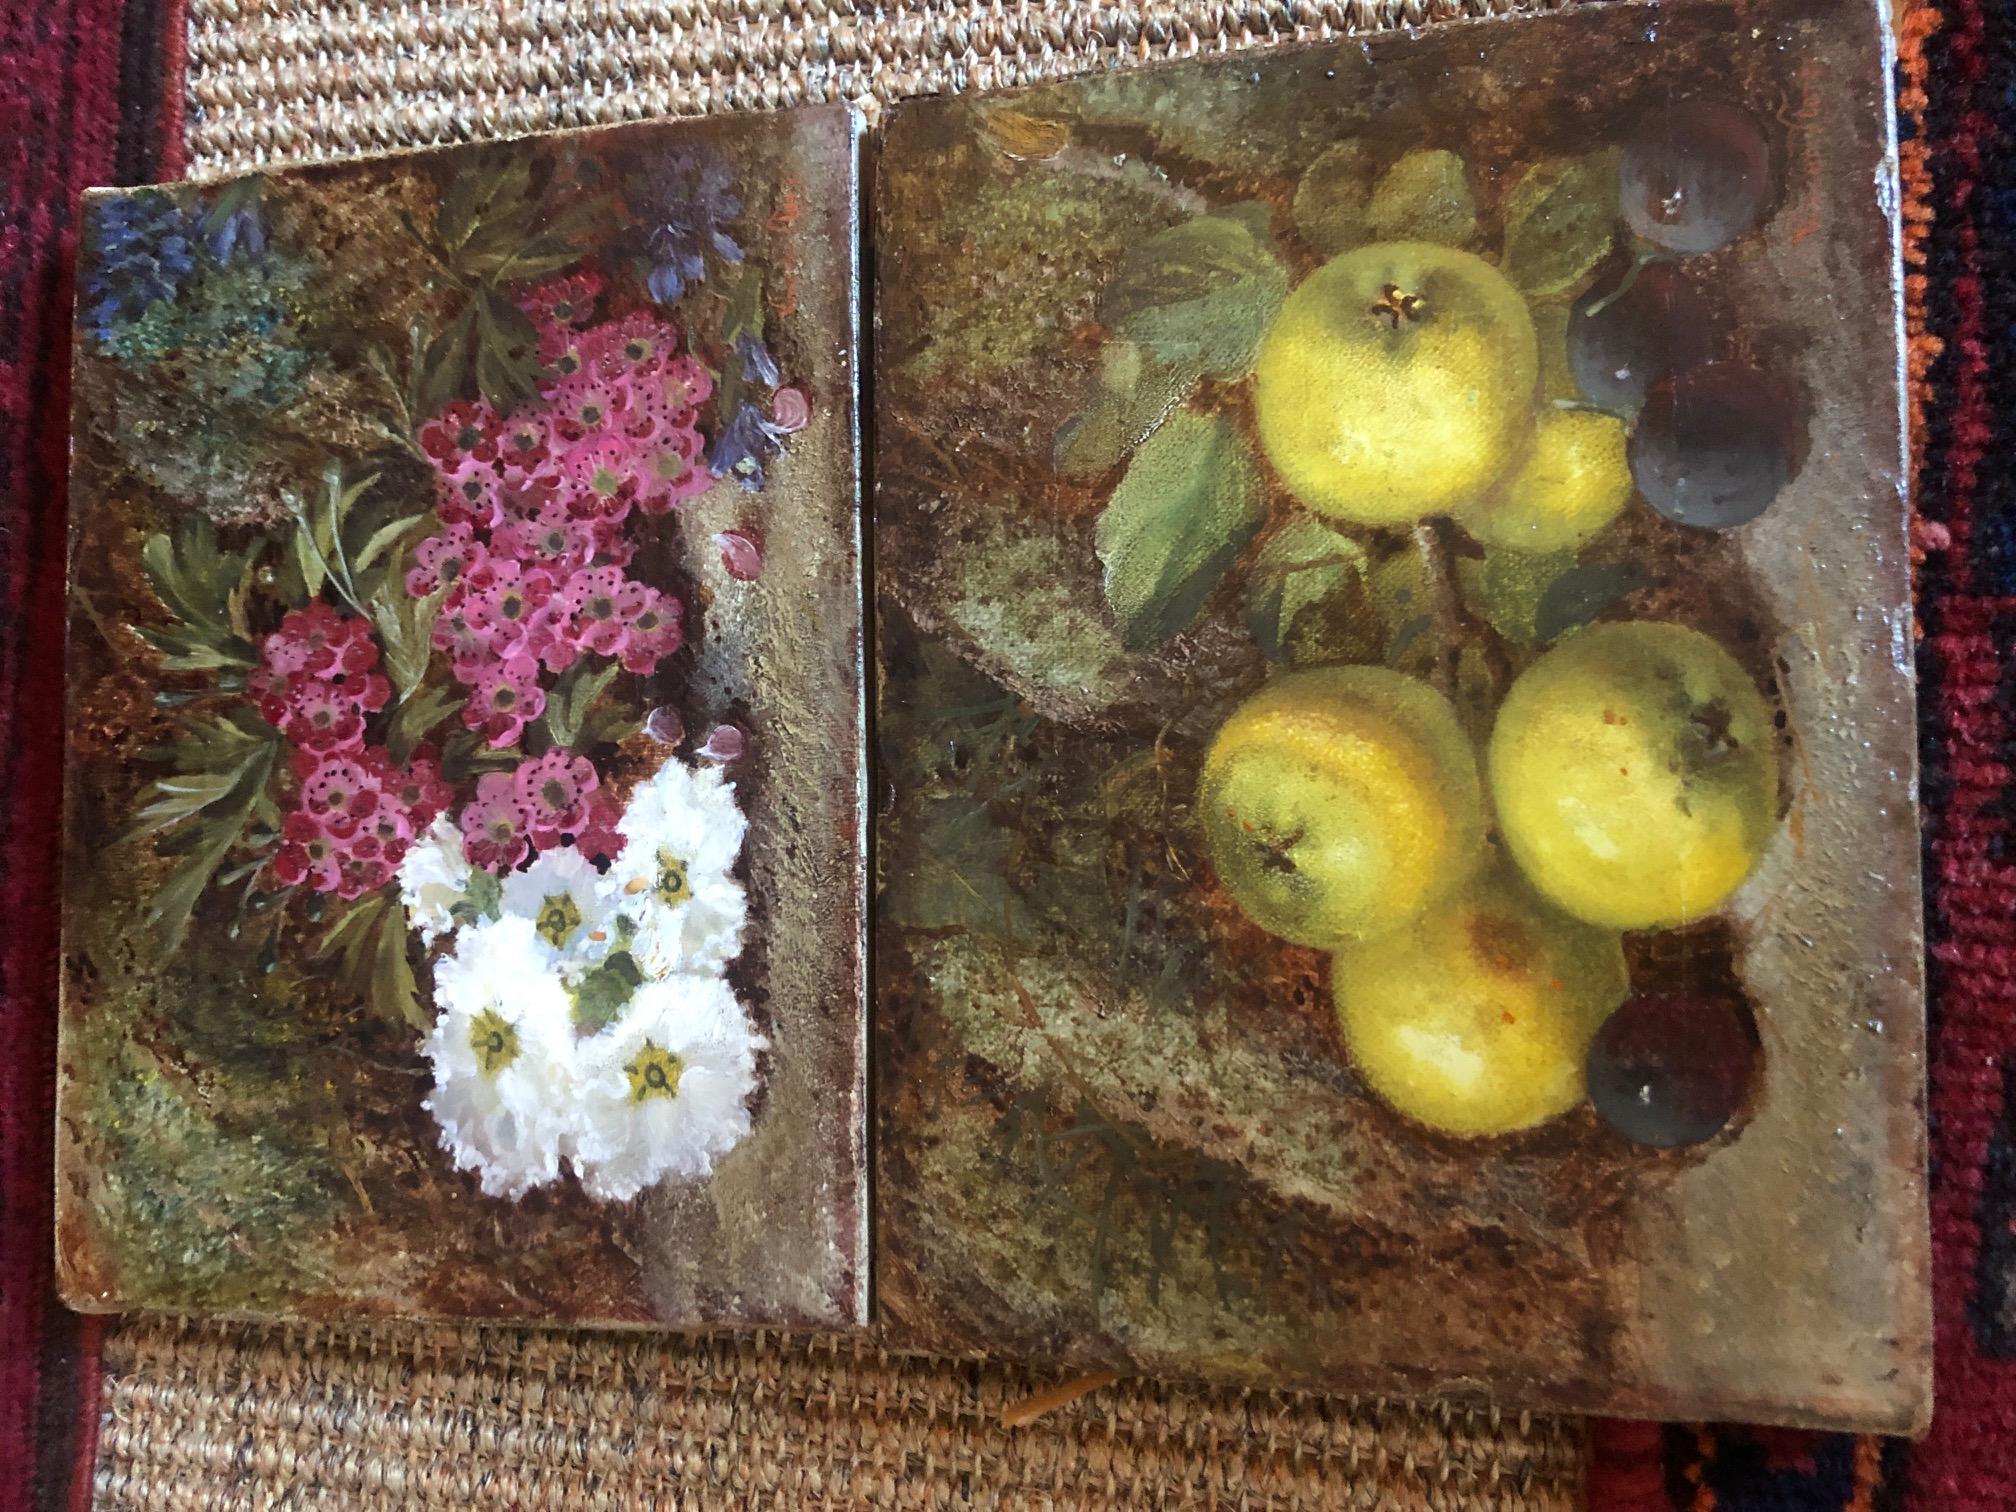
[271,745,455,899]
[411,279,704,747]
[457,749,625,872]
[250,602,392,754]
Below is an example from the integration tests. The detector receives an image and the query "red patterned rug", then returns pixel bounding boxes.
[1,0,2012,1507]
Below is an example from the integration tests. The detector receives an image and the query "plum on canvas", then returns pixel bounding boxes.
[60,106,867,1327]
[872,0,1929,1429]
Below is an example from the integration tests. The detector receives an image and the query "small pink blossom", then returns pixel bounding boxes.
[634,426,709,514]
[334,851,399,900]
[573,792,628,865]
[549,374,630,449]
[715,528,764,582]
[492,500,597,571]
[513,750,599,847]
[558,433,646,512]
[434,456,505,530]
[252,669,390,753]
[656,355,713,416]
[262,602,379,679]
[591,312,679,382]
[418,399,500,467]
[459,771,536,872]
[271,812,346,892]
[370,749,454,827]
[496,413,554,481]
[405,522,486,598]
[556,565,641,658]
[298,754,384,839]
[521,270,604,330]
[464,652,546,747]
[618,588,683,675]
[466,558,556,658]
[432,600,495,685]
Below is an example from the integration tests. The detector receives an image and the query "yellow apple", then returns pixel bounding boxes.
[1455,408,1633,553]
[1198,666,1483,947]
[1489,621,1779,930]
[1333,867,1629,1136]
[1254,242,1539,527]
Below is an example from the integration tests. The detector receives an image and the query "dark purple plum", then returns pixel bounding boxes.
[1588,992,1757,1149]
[1567,260,1715,412]
[1619,102,1775,254]
[1628,362,1804,529]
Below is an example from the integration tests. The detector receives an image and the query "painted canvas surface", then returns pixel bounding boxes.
[873,0,1928,1428]
[60,105,868,1328]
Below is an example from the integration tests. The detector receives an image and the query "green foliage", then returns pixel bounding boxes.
[1051,341,1203,479]
[1366,148,1478,246]
[413,150,608,412]
[1094,412,1265,649]
[1500,151,1620,297]
[571,951,644,1034]
[540,662,620,751]
[319,894,426,1030]
[1532,558,1648,643]
[1291,141,1377,256]
[1458,546,1579,646]
[134,515,261,671]
[1244,517,1371,663]
[1097,204,1288,378]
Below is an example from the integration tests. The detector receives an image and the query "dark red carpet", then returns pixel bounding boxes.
[1,1,2012,1508]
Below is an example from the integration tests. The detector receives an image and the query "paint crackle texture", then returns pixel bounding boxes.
[872,0,1931,1430]
[59,104,869,1330]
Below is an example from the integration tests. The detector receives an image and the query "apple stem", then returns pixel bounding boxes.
[1411,517,1516,701]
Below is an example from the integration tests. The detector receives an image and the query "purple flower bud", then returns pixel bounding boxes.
[714,529,764,581]
[697,723,746,763]
[645,705,686,746]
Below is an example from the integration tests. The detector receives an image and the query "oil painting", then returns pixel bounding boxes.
[873,0,1929,1428]
[60,105,868,1328]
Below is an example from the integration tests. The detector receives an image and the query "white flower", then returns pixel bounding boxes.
[569,975,766,1201]
[422,915,579,1200]
[499,845,612,973]
[599,759,748,978]
[399,814,471,945]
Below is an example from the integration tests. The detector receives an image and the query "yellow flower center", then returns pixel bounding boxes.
[654,850,692,908]
[534,892,582,950]
[469,1009,519,1076]
[624,1041,684,1103]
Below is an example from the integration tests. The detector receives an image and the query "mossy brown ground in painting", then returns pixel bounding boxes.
[873,0,1929,1427]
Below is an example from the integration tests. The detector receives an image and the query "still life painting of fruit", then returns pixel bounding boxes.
[874,0,1929,1428]
[59,106,867,1327]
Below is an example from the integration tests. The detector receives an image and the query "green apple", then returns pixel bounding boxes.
[1455,407,1633,553]
[1199,666,1483,946]
[1334,866,1629,1136]
[1254,241,1540,527]
[1489,621,1779,930]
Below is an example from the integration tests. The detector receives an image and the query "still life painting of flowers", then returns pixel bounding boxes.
[874,0,1928,1429]
[60,106,867,1326]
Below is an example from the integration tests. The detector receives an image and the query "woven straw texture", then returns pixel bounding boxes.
[94,1319,1588,1509]
[89,2,1590,1507]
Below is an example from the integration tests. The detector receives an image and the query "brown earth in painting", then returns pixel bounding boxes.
[873,0,1928,1426]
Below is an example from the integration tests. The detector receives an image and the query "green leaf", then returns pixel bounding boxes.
[373,900,426,1031]
[577,699,643,748]
[1052,341,1203,478]
[540,660,620,751]
[1097,206,1288,378]
[1500,151,1620,299]
[1292,140,1377,256]
[386,682,459,764]
[354,513,429,575]
[417,303,477,415]
[1457,546,1579,646]
[1245,517,1371,662]
[1367,150,1477,246]
[371,581,446,698]
[1533,559,1646,643]
[115,770,247,846]
[472,287,543,411]
[570,951,643,1035]
[1094,412,1265,650]
[131,623,258,672]
[141,739,278,956]
[438,154,533,253]
[463,868,503,923]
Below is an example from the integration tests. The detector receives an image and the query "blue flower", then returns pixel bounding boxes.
[637,153,743,305]
[205,203,267,264]
[707,403,787,491]
[82,191,200,349]
[734,330,779,386]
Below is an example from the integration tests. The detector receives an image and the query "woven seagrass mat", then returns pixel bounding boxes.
[89,2,1594,1507]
